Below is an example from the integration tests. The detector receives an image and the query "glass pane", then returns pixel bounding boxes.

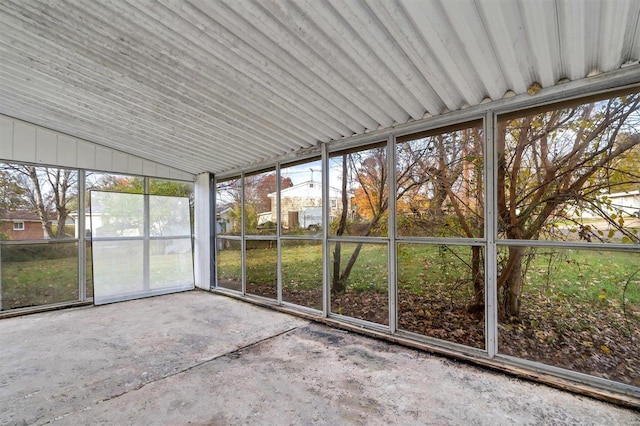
[150,239,194,290]
[497,92,640,244]
[329,144,388,237]
[149,178,193,198]
[245,239,277,299]
[149,196,191,237]
[0,165,78,241]
[397,244,485,349]
[150,179,194,232]
[330,242,388,325]
[86,172,143,194]
[282,239,322,309]
[1,242,78,310]
[92,240,144,304]
[244,170,278,235]
[396,124,484,238]
[85,173,143,239]
[216,177,242,236]
[280,158,323,235]
[216,238,242,291]
[497,246,640,387]
[90,191,143,238]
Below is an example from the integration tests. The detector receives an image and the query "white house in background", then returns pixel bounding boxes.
[568,190,640,219]
[215,205,234,234]
[69,206,104,238]
[609,190,640,217]
[267,180,354,229]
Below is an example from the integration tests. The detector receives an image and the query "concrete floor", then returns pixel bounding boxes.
[1,291,638,425]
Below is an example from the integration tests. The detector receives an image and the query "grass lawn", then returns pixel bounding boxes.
[217,243,640,306]
[2,256,78,310]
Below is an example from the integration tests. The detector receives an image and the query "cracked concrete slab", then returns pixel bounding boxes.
[0,291,638,425]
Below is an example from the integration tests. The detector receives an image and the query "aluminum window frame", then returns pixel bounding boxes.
[212,80,640,400]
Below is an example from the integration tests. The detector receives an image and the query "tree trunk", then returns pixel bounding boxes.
[499,246,525,318]
[332,241,345,294]
[56,210,68,238]
[468,245,484,312]
[27,167,55,239]
[332,154,350,294]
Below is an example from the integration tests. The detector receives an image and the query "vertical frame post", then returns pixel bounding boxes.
[195,173,213,290]
[387,135,397,334]
[485,111,498,357]
[240,173,246,295]
[322,143,330,317]
[276,163,282,304]
[78,169,86,301]
[143,177,150,292]
[209,174,215,289]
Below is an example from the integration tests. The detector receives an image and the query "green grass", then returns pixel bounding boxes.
[4,239,639,314]
[218,243,639,307]
[281,242,322,291]
[331,242,388,293]
[520,248,640,305]
[1,244,193,310]
[2,256,78,310]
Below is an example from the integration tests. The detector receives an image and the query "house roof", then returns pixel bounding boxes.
[0,210,46,222]
[1,1,639,175]
[268,180,350,199]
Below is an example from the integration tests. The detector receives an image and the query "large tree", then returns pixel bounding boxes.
[1,165,77,239]
[330,92,640,322]
[496,93,640,318]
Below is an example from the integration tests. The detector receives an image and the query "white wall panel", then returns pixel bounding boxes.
[13,122,36,163]
[142,160,157,177]
[156,164,172,179]
[193,173,211,290]
[57,135,77,167]
[128,156,143,175]
[0,115,193,180]
[112,151,128,173]
[0,116,13,159]
[94,146,112,171]
[76,140,95,170]
[36,128,57,164]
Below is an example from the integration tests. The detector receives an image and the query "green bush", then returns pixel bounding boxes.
[1,243,78,262]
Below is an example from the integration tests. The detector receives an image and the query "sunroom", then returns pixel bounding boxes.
[1,0,640,410]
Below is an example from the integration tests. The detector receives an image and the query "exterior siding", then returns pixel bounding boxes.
[0,221,45,240]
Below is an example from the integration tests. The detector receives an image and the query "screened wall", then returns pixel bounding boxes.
[0,162,194,313]
[214,88,640,395]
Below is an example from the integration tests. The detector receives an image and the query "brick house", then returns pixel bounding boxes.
[0,210,52,240]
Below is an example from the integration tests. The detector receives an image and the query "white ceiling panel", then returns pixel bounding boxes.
[1,0,639,175]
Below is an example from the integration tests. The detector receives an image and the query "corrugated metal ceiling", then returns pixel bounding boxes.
[1,0,640,175]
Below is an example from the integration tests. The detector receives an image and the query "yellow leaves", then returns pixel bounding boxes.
[581,342,611,355]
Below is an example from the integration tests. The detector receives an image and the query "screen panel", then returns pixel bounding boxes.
[91,191,194,305]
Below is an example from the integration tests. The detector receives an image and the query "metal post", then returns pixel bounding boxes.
[387,135,397,334]
[78,169,86,301]
[143,177,150,292]
[240,173,246,295]
[276,163,282,304]
[322,143,330,317]
[209,173,215,290]
[485,111,498,357]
